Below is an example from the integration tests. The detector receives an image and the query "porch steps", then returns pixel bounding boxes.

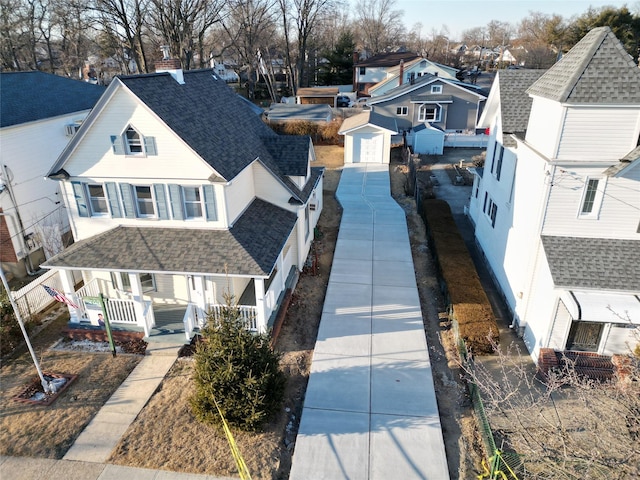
[146,305,191,345]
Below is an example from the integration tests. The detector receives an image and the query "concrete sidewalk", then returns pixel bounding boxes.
[289,164,449,480]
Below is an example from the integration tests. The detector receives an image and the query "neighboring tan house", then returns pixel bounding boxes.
[42,60,324,339]
[366,73,488,154]
[367,57,460,97]
[0,72,104,279]
[469,27,640,362]
[353,51,421,95]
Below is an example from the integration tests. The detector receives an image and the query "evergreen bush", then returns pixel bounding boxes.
[190,295,286,432]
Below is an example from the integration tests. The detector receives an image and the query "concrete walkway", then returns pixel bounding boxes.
[289,164,449,480]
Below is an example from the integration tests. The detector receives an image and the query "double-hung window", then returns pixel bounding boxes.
[134,186,155,217]
[483,193,498,228]
[86,184,109,216]
[182,186,204,220]
[111,125,157,156]
[111,272,155,293]
[431,85,443,94]
[419,104,440,122]
[396,106,408,116]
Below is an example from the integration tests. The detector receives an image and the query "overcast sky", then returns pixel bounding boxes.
[391,0,635,39]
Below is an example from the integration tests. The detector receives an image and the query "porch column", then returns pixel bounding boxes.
[254,277,267,334]
[128,273,148,336]
[278,254,285,291]
[59,270,82,323]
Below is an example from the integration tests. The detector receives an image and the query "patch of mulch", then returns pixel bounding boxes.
[13,372,78,406]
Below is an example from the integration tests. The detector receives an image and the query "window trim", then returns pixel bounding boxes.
[86,183,109,217]
[396,106,408,116]
[182,185,205,220]
[111,272,156,293]
[125,126,143,155]
[133,185,156,218]
[578,177,606,219]
[418,104,441,122]
[431,85,443,94]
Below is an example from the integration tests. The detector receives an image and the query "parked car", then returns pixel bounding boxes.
[336,95,350,107]
[349,97,370,108]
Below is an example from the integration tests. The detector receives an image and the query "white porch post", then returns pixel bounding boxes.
[60,269,82,323]
[254,277,267,334]
[128,273,148,335]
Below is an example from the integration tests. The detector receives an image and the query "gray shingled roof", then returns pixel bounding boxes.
[498,70,546,147]
[356,52,420,68]
[409,94,453,103]
[119,71,279,181]
[527,26,640,104]
[604,145,640,176]
[1,71,104,127]
[263,136,311,176]
[338,110,398,134]
[42,198,297,276]
[541,236,640,291]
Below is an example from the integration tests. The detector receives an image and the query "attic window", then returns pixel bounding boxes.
[111,127,157,156]
[431,85,442,94]
[125,127,143,154]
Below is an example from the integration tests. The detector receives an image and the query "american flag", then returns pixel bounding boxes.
[43,285,80,309]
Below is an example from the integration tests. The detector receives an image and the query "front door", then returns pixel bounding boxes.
[566,321,603,352]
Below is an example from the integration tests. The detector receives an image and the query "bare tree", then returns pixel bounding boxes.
[486,19,513,47]
[277,0,333,93]
[354,0,403,55]
[54,0,95,77]
[220,0,277,99]
[0,0,28,69]
[149,0,225,69]
[93,0,152,73]
[463,338,640,479]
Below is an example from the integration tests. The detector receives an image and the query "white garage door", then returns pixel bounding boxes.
[355,133,383,163]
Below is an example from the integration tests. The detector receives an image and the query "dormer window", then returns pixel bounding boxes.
[111,126,157,156]
[125,127,143,154]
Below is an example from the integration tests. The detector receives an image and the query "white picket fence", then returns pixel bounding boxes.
[11,269,82,319]
[444,132,488,148]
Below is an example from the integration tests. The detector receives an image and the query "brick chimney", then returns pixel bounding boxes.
[399,59,404,86]
[155,46,184,84]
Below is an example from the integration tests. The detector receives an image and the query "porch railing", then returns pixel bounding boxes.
[183,303,198,340]
[206,304,258,332]
[12,269,81,319]
[142,301,155,337]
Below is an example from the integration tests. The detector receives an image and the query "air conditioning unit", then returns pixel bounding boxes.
[64,120,83,136]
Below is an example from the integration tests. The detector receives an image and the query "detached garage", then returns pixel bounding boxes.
[339,111,398,164]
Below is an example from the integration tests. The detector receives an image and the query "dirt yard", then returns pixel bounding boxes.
[0,145,481,479]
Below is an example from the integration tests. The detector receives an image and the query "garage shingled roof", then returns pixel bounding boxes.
[42,198,298,277]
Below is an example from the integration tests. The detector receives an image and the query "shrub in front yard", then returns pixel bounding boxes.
[190,296,286,432]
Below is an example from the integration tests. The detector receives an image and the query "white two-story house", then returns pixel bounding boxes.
[43,59,323,339]
[0,72,104,279]
[469,27,640,361]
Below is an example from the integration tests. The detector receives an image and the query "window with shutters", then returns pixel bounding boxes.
[86,184,109,216]
[134,186,155,217]
[182,186,204,220]
[111,125,157,156]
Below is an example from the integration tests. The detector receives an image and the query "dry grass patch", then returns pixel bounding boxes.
[1,346,141,458]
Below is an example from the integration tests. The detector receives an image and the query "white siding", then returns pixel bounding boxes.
[542,164,640,239]
[557,107,640,161]
[225,164,256,225]
[67,91,214,181]
[603,324,638,356]
[1,115,82,258]
[525,97,564,159]
[548,299,573,350]
[252,162,299,212]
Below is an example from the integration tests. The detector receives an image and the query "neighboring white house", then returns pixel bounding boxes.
[338,111,398,164]
[0,72,104,279]
[470,27,640,362]
[43,59,324,339]
[354,51,422,95]
[367,57,460,97]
